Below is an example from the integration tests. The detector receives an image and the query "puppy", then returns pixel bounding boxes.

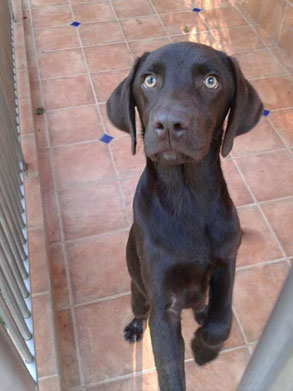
[107,42,263,391]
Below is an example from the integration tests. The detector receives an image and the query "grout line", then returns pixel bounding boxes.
[144,0,172,44]
[56,256,290,312]
[107,0,133,53]
[232,147,288,159]
[232,306,251,353]
[266,116,293,157]
[277,1,288,42]
[236,257,289,272]
[58,291,131,311]
[232,159,287,259]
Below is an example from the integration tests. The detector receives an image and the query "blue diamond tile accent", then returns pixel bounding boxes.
[192,7,202,12]
[263,109,270,116]
[71,21,80,27]
[99,134,114,144]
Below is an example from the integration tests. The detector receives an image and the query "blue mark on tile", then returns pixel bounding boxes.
[263,109,270,116]
[192,7,202,12]
[71,21,80,27]
[99,134,114,144]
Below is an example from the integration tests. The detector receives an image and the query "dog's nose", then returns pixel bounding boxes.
[153,111,188,137]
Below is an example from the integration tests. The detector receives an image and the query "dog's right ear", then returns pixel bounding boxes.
[106,53,149,155]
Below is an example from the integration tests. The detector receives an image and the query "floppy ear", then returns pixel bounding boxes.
[221,57,263,157]
[106,53,149,155]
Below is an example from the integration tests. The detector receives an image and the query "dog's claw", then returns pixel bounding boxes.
[124,318,144,343]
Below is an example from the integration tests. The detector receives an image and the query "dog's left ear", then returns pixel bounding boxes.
[106,53,149,155]
[221,57,263,157]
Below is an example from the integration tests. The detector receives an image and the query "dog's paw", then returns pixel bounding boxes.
[191,327,221,366]
[193,306,207,326]
[124,318,144,343]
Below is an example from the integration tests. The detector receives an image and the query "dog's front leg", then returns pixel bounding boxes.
[192,258,236,365]
[149,304,185,391]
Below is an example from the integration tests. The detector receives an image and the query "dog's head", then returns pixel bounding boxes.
[107,42,263,165]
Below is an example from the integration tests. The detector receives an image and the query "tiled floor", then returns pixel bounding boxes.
[19,0,293,389]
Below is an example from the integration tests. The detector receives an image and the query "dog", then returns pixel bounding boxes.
[106,42,263,391]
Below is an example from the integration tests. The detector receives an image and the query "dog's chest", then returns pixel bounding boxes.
[134,187,211,263]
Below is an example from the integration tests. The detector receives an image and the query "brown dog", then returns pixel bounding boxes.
[107,42,263,391]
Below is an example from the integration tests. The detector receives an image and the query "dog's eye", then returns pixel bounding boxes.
[203,75,219,89]
[143,75,157,88]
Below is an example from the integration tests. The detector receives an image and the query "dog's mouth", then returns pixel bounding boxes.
[152,150,191,165]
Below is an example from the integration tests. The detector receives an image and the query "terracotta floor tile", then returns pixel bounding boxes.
[110,136,146,179]
[47,105,102,146]
[24,176,43,228]
[32,294,57,377]
[48,242,70,309]
[28,228,49,294]
[113,0,154,18]
[31,0,67,6]
[67,230,130,303]
[52,141,115,189]
[182,310,245,361]
[17,70,30,99]
[235,49,285,79]
[15,45,27,70]
[21,135,38,177]
[72,2,114,23]
[14,23,25,46]
[185,348,250,391]
[38,148,54,193]
[236,151,293,201]
[262,197,293,256]
[237,206,282,267]
[75,295,155,383]
[99,103,128,138]
[269,109,293,148]
[84,44,133,73]
[35,114,49,149]
[38,376,61,391]
[120,15,166,40]
[55,310,81,388]
[42,190,61,244]
[19,98,34,134]
[270,46,293,74]
[201,7,247,29]
[129,37,170,57]
[171,30,216,47]
[231,116,284,156]
[27,50,38,81]
[30,80,42,110]
[42,75,95,110]
[120,176,139,222]
[32,6,72,29]
[80,21,124,45]
[92,69,129,102]
[233,262,289,342]
[59,181,127,240]
[152,0,198,13]
[251,76,293,111]
[39,49,86,78]
[160,12,208,35]
[208,26,265,54]
[35,26,80,52]
[221,160,252,206]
